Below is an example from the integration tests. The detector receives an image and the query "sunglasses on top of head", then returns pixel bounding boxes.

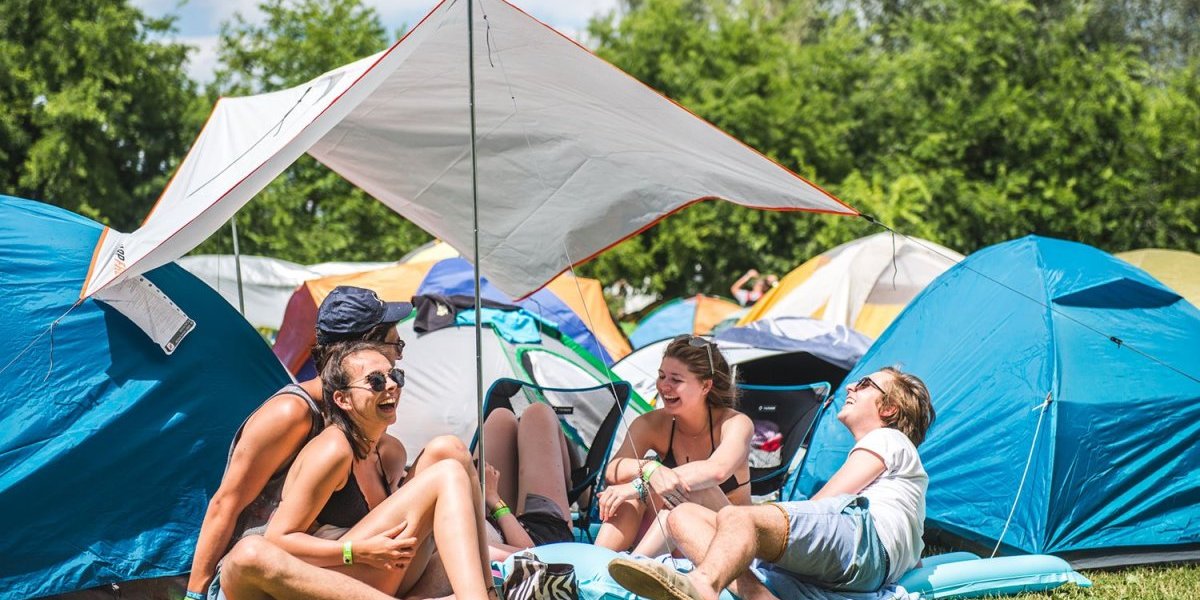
[345,367,405,393]
[672,334,715,375]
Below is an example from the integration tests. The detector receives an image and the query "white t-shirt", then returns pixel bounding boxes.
[853,427,927,582]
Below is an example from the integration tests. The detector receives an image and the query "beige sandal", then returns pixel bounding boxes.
[607,557,704,600]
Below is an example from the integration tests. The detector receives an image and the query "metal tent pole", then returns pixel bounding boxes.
[230,214,246,315]
[468,0,486,498]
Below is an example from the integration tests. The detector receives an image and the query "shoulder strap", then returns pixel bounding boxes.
[272,383,324,436]
[375,445,392,492]
[708,406,717,455]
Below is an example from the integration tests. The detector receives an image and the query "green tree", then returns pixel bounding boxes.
[582,0,1199,299]
[0,0,200,227]
[194,0,431,263]
[849,0,1200,252]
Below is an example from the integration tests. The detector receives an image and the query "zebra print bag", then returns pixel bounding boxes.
[503,551,579,600]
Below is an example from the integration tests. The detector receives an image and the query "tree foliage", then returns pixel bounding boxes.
[192,0,431,262]
[0,0,200,228]
[579,0,1200,298]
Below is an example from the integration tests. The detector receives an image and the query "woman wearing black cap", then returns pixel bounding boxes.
[185,286,476,600]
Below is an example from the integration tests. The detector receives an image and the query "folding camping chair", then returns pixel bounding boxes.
[472,378,633,533]
[738,381,832,498]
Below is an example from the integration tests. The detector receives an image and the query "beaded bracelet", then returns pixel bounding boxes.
[631,476,648,502]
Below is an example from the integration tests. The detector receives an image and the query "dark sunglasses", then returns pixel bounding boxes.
[851,376,887,397]
[346,367,405,393]
[672,334,715,375]
[385,339,406,358]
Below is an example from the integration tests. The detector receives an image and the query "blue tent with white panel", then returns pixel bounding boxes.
[0,197,291,598]
[791,236,1200,568]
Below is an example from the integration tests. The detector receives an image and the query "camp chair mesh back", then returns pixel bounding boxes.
[474,378,632,525]
[738,382,831,496]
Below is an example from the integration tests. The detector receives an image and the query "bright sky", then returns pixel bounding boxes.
[131,0,622,83]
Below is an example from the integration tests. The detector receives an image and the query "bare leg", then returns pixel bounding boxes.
[666,503,717,561]
[404,549,454,600]
[515,403,570,519]
[632,508,672,556]
[220,536,395,600]
[346,459,490,600]
[396,537,437,597]
[483,409,520,507]
[407,435,493,595]
[594,498,649,551]
[668,504,775,600]
[675,505,788,600]
[639,483,732,555]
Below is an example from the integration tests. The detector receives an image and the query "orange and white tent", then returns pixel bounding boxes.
[740,233,962,338]
[78,0,855,330]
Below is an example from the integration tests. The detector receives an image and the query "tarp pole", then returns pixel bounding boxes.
[468,0,486,498]
[230,215,246,315]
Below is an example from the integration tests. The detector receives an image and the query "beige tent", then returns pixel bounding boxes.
[1117,248,1200,309]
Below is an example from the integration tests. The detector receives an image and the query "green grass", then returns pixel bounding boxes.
[998,563,1200,599]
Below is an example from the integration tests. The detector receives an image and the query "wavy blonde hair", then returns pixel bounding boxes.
[878,366,935,446]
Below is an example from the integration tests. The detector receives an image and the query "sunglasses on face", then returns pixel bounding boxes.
[385,339,406,358]
[672,334,715,375]
[346,367,405,393]
[851,376,887,397]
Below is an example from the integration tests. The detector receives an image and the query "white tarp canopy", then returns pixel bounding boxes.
[176,255,394,329]
[80,0,855,303]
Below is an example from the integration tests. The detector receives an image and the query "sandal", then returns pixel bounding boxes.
[608,557,704,600]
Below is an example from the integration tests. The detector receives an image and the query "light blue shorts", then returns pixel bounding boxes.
[754,494,889,595]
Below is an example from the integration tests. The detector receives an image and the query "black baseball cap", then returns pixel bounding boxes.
[315,286,413,345]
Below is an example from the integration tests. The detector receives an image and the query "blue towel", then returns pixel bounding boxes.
[456,308,543,344]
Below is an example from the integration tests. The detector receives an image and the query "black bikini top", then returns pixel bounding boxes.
[316,446,392,528]
[660,407,748,495]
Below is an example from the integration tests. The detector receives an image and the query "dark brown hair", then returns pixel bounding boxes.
[320,340,389,460]
[878,366,936,447]
[663,337,738,409]
[311,320,397,373]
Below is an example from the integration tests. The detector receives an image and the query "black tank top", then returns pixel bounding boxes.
[316,446,393,528]
[227,383,324,549]
[660,407,747,495]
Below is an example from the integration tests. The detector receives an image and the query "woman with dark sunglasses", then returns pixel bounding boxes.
[594,335,753,555]
[186,286,481,600]
[231,341,495,600]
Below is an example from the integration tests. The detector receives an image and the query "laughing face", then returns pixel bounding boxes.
[656,356,712,415]
[336,350,401,426]
[838,370,895,431]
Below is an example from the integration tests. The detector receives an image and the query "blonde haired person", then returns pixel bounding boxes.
[609,367,935,600]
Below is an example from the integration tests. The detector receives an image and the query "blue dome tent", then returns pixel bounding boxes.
[0,197,291,598]
[791,236,1200,568]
